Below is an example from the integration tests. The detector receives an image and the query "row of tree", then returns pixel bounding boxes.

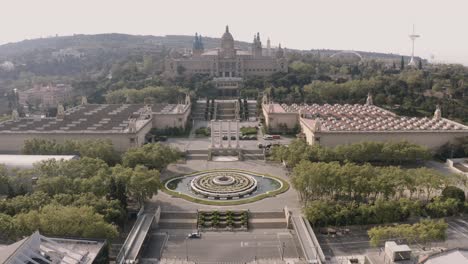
[368,220,447,247]
[104,86,187,104]
[305,196,463,227]
[271,139,431,168]
[22,138,121,165]
[291,161,458,203]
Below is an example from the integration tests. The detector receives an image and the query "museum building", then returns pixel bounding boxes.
[262,94,468,149]
[0,96,191,153]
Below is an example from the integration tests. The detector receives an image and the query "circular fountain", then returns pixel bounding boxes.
[190,171,257,199]
[165,169,286,202]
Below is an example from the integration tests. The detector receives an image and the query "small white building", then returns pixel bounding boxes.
[0,155,78,169]
[385,241,412,262]
[0,231,106,264]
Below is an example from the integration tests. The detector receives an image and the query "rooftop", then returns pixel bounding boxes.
[268,103,468,132]
[0,232,105,264]
[419,248,468,264]
[0,104,150,133]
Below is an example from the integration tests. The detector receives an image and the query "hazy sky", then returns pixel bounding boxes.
[2,0,468,64]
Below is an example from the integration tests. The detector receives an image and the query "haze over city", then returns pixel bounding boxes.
[3,1,468,264]
[2,0,468,64]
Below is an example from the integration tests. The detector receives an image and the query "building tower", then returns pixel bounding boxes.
[267,37,271,57]
[252,32,263,58]
[220,25,235,58]
[408,25,420,67]
[192,33,204,57]
[276,43,284,58]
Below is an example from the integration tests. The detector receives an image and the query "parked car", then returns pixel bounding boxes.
[271,135,281,139]
[222,135,228,140]
[263,135,274,140]
[248,135,257,140]
[231,136,236,140]
[257,143,263,149]
[153,136,167,142]
[187,232,201,239]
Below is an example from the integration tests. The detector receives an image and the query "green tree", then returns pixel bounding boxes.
[22,139,120,165]
[0,213,18,240]
[128,165,160,207]
[13,204,118,239]
[368,220,447,247]
[122,143,180,170]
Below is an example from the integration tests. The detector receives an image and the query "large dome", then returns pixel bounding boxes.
[221,25,234,41]
[220,26,235,58]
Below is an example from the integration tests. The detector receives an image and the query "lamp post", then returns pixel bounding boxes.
[185,238,188,261]
[228,120,232,148]
[210,120,214,148]
[281,241,285,260]
[219,120,223,148]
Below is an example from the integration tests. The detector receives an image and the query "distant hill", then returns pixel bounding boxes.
[0,33,413,86]
[0,33,409,62]
[0,33,253,59]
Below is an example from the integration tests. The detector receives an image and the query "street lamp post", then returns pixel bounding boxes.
[185,238,188,261]
[281,242,286,260]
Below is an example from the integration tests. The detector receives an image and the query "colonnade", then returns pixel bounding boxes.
[210,120,240,149]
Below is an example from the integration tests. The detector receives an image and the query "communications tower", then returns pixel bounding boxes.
[408,24,420,67]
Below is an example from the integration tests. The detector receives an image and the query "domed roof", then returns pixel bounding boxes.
[222,25,234,41]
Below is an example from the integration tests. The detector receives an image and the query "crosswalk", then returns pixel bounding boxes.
[447,218,468,239]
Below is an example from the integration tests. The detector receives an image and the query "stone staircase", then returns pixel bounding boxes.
[246,100,258,121]
[242,149,264,160]
[193,100,208,120]
[158,211,287,230]
[249,211,288,229]
[216,100,236,120]
[185,149,209,160]
[158,212,197,229]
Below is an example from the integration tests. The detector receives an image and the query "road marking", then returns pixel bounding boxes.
[448,222,468,238]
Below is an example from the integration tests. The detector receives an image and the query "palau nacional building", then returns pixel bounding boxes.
[164,26,288,97]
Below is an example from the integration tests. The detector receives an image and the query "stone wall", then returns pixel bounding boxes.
[152,106,191,130]
[262,105,298,133]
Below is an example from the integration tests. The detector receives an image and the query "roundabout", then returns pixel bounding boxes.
[163,169,289,205]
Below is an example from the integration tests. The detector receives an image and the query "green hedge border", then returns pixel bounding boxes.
[162,169,290,206]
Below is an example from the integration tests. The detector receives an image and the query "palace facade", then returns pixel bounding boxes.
[164,26,288,97]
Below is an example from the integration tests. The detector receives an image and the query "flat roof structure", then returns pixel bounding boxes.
[0,231,105,264]
[262,94,468,149]
[0,100,192,153]
[276,103,468,132]
[0,155,78,169]
[0,104,150,134]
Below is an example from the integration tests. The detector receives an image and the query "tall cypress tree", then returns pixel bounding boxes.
[400,56,405,70]
[418,59,423,70]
